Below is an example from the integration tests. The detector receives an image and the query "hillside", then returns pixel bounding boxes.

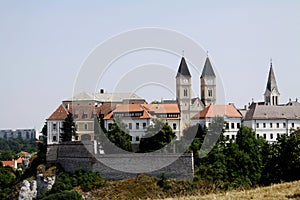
[165,180,300,200]
[82,175,300,200]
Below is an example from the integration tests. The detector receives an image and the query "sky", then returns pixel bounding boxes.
[0,1,299,131]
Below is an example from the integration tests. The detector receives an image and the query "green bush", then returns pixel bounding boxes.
[41,190,82,200]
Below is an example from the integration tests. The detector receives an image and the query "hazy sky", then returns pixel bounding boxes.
[0,1,299,131]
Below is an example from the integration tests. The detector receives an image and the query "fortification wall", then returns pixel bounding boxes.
[47,142,194,180]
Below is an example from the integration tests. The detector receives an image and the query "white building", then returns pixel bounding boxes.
[0,129,36,140]
[191,104,243,140]
[243,61,300,142]
[104,104,181,144]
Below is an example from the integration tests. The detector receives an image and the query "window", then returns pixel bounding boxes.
[173,123,177,130]
[184,89,188,97]
[270,123,273,128]
[136,136,140,141]
[277,133,280,139]
[74,114,78,119]
[237,123,240,129]
[277,123,279,128]
[143,123,147,129]
[225,123,229,129]
[270,133,273,139]
[84,123,88,130]
[231,123,235,129]
[53,136,57,142]
[226,135,229,140]
[52,123,57,131]
[108,123,113,130]
[263,134,266,139]
[292,123,295,128]
[136,123,139,130]
[257,134,259,138]
[128,123,132,130]
[283,123,286,128]
[232,135,235,140]
[208,123,211,128]
[130,136,132,141]
[263,123,266,128]
[208,90,213,97]
[82,113,88,119]
[256,123,259,128]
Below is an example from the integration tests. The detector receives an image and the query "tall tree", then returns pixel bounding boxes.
[106,117,132,152]
[139,119,176,153]
[60,112,77,142]
[37,122,47,162]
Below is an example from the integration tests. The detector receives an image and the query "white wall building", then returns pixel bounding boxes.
[191,104,242,140]
[104,104,181,144]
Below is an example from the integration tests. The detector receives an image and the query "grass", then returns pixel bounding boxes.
[164,180,300,200]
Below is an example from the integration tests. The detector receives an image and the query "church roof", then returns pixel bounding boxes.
[176,57,191,77]
[265,63,280,95]
[201,57,215,78]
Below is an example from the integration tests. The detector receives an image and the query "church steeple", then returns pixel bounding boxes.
[176,55,192,130]
[201,56,216,106]
[264,60,280,105]
[176,56,191,77]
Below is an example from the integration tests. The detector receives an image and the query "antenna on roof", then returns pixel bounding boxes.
[206,50,209,57]
[182,50,184,57]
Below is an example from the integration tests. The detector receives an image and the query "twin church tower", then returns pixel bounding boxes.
[175,55,216,129]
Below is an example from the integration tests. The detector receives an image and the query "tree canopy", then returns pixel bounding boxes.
[60,112,77,142]
[139,119,176,153]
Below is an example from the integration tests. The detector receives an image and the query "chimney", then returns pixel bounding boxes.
[100,89,104,94]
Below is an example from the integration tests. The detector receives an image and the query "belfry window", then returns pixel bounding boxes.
[184,89,188,97]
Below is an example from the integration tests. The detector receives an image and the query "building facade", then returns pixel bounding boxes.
[191,104,242,139]
[244,61,300,142]
[0,129,36,140]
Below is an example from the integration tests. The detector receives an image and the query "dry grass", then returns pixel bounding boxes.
[164,180,300,200]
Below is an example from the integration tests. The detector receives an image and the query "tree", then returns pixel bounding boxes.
[60,112,77,142]
[139,119,176,153]
[106,117,132,152]
[37,122,47,162]
[263,129,300,183]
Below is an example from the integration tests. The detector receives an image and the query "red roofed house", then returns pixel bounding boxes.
[2,160,17,169]
[191,104,242,140]
[104,104,181,144]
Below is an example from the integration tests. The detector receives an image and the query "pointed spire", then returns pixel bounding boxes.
[265,60,279,94]
[201,56,215,78]
[176,55,191,77]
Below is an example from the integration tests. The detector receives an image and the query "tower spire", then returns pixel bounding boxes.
[264,59,280,105]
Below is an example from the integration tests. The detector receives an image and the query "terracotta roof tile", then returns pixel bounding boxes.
[192,104,242,119]
[142,104,180,113]
[2,160,16,168]
[47,104,69,120]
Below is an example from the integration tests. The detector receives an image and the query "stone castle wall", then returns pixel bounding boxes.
[47,142,194,180]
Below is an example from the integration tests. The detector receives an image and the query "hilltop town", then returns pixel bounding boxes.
[46,55,300,146]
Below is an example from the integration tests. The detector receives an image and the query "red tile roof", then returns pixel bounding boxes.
[142,104,180,113]
[192,104,242,119]
[47,104,69,120]
[2,160,16,168]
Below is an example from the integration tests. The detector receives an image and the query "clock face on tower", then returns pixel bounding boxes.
[183,79,188,83]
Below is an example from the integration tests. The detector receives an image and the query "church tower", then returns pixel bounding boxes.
[176,56,192,128]
[201,57,216,106]
[264,60,280,105]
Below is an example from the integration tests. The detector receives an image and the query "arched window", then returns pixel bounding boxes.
[184,89,188,97]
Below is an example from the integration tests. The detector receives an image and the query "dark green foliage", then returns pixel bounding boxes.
[105,117,132,152]
[157,173,171,191]
[139,119,176,153]
[0,166,17,199]
[262,129,300,184]
[60,112,77,142]
[48,170,105,195]
[0,138,37,160]
[40,190,83,200]
[37,122,47,163]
